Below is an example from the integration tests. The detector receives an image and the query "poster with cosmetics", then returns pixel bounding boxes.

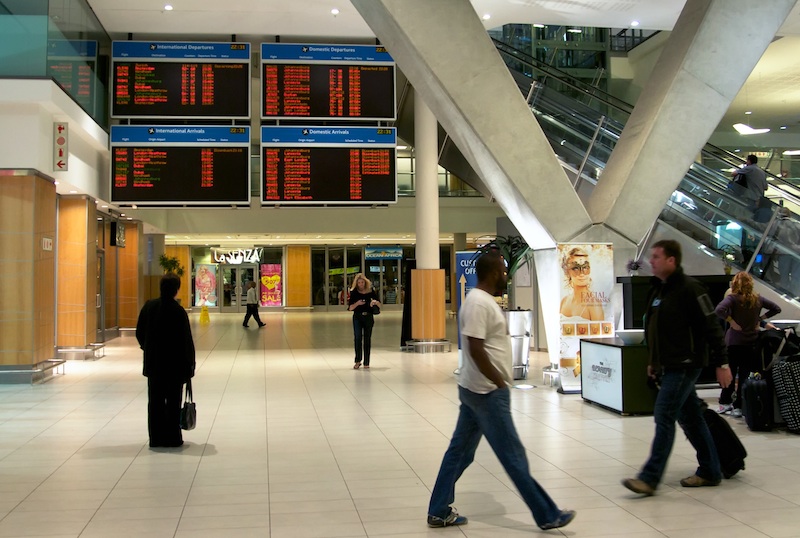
[557,243,615,393]
[260,264,283,307]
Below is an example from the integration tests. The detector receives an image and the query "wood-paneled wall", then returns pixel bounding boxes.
[118,223,140,327]
[57,197,96,347]
[286,246,311,307]
[0,175,55,365]
[165,245,191,307]
[411,269,446,340]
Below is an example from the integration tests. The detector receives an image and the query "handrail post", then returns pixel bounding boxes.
[574,115,605,189]
[744,206,782,274]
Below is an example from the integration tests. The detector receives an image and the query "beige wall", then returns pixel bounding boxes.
[0,175,56,365]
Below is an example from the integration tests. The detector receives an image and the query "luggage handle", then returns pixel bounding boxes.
[763,329,791,371]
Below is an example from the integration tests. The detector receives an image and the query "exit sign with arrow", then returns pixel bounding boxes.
[53,122,68,172]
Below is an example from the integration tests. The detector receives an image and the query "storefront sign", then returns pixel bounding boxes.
[365,246,403,260]
[260,264,282,307]
[557,243,615,394]
[213,248,262,264]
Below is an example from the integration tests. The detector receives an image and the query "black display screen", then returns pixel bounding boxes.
[262,146,396,204]
[112,145,250,204]
[262,63,395,120]
[112,61,250,118]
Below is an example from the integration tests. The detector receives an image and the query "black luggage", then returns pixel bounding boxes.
[702,407,746,478]
[741,375,773,431]
[772,355,800,433]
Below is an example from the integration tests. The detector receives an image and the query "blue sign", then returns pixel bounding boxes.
[110,125,250,144]
[365,247,403,260]
[112,41,250,60]
[261,126,395,146]
[261,43,393,63]
[455,251,479,350]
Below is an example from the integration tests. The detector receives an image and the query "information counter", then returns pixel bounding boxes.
[580,338,657,415]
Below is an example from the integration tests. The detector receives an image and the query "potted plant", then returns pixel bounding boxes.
[719,244,737,276]
[471,235,533,309]
[158,254,185,277]
[626,258,642,276]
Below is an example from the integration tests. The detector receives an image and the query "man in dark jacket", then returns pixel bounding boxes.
[136,273,196,448]
[622,240,732,495]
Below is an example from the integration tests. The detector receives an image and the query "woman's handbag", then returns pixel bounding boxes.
[180,379,196,430]
[371,304,381,315]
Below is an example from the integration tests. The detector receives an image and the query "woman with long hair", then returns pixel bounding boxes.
[348,273,381,369]
[714,272,781,417]
[559,247,605,321]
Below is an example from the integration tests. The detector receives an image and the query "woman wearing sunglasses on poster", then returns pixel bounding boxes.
[559,247,605,321]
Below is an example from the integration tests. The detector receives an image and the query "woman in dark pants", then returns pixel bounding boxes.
[348,273,381,369]
[714,272,780,417]
[136,273,196,447]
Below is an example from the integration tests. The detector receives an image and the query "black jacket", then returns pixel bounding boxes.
[644,268,727,370]
[136,297,196,382]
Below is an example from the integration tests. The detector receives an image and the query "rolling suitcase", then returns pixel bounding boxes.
[772,355,800,433]
[702,407,746,478]
[741,374,773,431]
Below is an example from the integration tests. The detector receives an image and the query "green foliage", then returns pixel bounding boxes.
[158,254,185,277]
[471,235,533,279]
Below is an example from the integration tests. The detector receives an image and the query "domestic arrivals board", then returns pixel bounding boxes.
[47,40,97,113]
[261,44,395,120]
[261,126,396,205]
[111,126,250,205]
[111,41,250,119]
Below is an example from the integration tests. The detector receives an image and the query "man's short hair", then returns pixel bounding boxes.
[652,239,682,267]
[476,250,503,281]
[747,154,758,164]
[160,273,181,298]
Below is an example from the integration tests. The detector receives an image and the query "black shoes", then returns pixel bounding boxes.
[242,324,248,328]
[539,510,576,530]
[258,323,266,328]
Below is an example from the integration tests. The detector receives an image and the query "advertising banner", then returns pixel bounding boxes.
[260,264,283,307]
[557,243,615,393]
[194,264,217,307]
[455,251,479,370]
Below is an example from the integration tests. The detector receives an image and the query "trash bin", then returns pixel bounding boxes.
[506,310,533,380]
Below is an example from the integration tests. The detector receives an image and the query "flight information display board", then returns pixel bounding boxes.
[112,41,250,119]
[111,126,250,205]
[261,43,395,120]
[261,126,396,205]
[47,40,97,113]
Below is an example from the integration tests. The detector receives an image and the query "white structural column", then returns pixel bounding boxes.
[587,0,796,242]
[414,89,439,269]
[351,0,590,250]
[411,89,446,341]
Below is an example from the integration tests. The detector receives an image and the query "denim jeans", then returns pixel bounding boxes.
[352,313,374,365]
[428,386,560,526]
[638,367,721,487]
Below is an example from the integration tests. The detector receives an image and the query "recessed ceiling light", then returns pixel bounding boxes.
[567,28,582,33]
[533,23,545,28]
[783,150,800,155]
[331,8,339,15]
[101,204,108,208]
[164,4,173,11]
[734,149,741,152]
[482,13,491,20]
[127,217,132,220]
[631,20,640,27]
[69,190,77,193]
[781,126,788,130]
[120,213,125,217]
[733,123,769,135]
[54,181,59,185]
[745,111,752,115]
[396,145,408,150]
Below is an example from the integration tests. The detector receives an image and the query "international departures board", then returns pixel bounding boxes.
[110,126,250,205]
[111,41,250,119]
[261,43,395,121]
[261,126,397,205]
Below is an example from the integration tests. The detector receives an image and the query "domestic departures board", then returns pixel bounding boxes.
[261,43,395,121]
[261,126,396,205]
[111,126,250,205]
[111,41,250,119]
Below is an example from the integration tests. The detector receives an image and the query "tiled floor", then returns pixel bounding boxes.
[1,312,800,537]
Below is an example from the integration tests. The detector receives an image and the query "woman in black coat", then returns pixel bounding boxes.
[136,273,196,448]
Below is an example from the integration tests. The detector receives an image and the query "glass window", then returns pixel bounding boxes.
[311,248,326,306]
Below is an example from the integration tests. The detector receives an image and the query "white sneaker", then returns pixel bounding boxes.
[717,404,733,414]
[730,408,743,418]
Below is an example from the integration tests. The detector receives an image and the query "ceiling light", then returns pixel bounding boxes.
[533,23,545,28]
[396,145,408,150]
[331,8,339,15]
[69,190,77,193]
[482,13,491,20]
[631,20,640,27]
[734,149,741,152]
[567,28,582,33]
[783,150,800,155]
[101,204,108,208]
[54,181,59,185]
[733,123,770,135]
[164,4,173,10]
[781,126,788,130]
[745,111,752,115]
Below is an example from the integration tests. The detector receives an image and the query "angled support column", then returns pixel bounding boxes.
[352,0,591,249]
[588,0,796,243]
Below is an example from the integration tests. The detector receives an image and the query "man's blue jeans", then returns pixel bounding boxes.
[638,367,722,487]
[428,386,560,526]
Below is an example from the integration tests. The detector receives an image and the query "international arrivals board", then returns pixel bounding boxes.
[261,127,396,205]
[111,41,250,119]
[110,126,250,205]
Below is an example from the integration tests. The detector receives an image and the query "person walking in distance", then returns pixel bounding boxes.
[243,281,265,328]
[136,273,196,448]
[622,240,732,495]
[348,273,380,369]
[427,251,575,530]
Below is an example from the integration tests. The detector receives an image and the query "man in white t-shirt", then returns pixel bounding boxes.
[426,251,575,531]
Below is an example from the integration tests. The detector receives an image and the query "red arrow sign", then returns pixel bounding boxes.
[56,160,65,169]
